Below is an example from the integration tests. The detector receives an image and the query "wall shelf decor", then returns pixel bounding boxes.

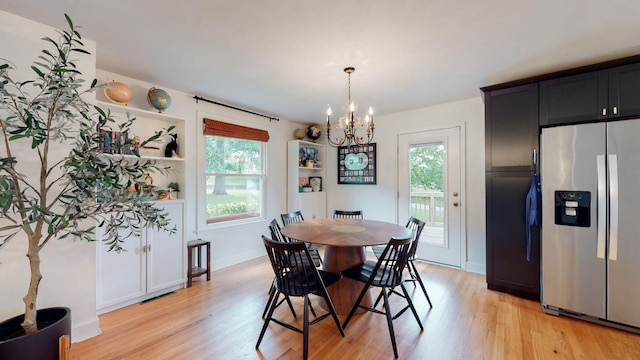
[287,140,327,219]
[338,143,377,184]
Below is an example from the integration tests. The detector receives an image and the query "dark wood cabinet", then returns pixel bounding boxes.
[609,62,640,118]
[485,84,539,171]
[485,171,540,299]
[539,71,607,125]
[540,63,640,126]
[484,83,540,300]
[484,56,640,301]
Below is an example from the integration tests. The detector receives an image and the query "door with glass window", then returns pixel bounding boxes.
[398,127,462,267]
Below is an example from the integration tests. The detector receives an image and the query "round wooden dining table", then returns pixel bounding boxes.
[280,218,412,314]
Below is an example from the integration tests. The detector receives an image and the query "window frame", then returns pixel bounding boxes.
[197,113,268,230]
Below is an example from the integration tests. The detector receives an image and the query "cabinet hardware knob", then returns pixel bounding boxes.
[602,108,607,116]
[453,192,459,197]
[453,202,459,207]
[613,106,618,115]
[147,244,151,252]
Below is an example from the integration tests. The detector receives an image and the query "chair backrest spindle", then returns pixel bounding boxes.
[332,210,364,219]
[281,211,304,226]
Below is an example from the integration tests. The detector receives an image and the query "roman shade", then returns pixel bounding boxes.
[203,118,270,142]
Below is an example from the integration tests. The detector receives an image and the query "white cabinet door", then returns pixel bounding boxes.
[96,224,146,310]
[299,192,326,219]
[147,202,184,293]
[97,201,185,312]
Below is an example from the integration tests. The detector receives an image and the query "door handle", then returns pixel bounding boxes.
[609,154,618,261]
[596,155,606,259]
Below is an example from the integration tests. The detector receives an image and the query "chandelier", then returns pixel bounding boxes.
[326,67,375,147]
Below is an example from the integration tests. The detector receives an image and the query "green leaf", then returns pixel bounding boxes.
[31,66,44,78]
[65,14,74,30]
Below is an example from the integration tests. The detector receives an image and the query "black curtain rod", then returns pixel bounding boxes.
[193,96,279,122]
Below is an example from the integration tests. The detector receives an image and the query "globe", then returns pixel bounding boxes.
[306,124,321,141]
[294,128,306,139]
[147,87,172,113]
[104,81,132,104]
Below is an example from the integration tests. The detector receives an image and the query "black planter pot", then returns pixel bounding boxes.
[0,307,71,360]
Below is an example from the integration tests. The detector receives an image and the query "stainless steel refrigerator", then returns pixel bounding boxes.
[541,119,640,331]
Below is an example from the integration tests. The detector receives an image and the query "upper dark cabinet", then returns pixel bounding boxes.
[609,62,640,118]
[484,83,539,171]
[540,63,640,126]
[539,71,608,125]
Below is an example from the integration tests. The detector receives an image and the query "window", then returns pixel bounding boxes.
[202,118,269,224]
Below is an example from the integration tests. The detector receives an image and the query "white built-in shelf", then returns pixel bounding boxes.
[103,153,185,162]
[96,101,184,123]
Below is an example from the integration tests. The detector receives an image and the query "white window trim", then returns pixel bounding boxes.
[196,110,268,231]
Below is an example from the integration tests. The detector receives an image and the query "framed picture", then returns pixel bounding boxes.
[338,143,377,185]
[309,176,322,192]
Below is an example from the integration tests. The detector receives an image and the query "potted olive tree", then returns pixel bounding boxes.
[0,15,175,358]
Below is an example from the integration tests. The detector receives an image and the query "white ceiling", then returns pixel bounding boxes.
[3,1,640,123]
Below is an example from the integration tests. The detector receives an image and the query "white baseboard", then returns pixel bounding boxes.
[212,249,264,271]
[465,261,485,275]
[72,316,101,343]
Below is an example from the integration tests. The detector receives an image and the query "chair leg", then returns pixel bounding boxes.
[318,284,345,337]
[303,294,310,360]
[409,260,432,308]
[307,297,317,317]
[262,280,297,319]
[381,288,399,359]
[256,290,280,349]
[342,280,372,329]
[262,284,277,318]
[373,289,384,309]
[400,284,424,330]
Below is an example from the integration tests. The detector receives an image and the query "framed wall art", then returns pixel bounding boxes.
[337,143,377,185]
[309,176,322,192]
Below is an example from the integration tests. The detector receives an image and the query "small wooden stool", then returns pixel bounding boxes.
[187,239,211,287]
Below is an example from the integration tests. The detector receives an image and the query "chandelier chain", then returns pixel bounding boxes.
[348,71,351,105]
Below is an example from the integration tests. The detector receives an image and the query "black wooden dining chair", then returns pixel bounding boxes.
[280,210,305,225]
[280,210,323,265]
[257,235,345,360]
[372,216,432,307]
[262,219,320,318]
[261,219,296,318]
[332,210,364,219]
[342,234,423,358]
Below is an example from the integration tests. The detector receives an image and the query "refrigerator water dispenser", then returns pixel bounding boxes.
[554,191,590,227]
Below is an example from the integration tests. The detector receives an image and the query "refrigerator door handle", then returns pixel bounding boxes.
[609,154,619,261]
[597,155,606,259]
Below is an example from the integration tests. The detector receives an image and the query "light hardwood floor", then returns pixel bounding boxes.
[71,256,640,359]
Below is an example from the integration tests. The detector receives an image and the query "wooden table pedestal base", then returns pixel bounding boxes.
[319,245,372,315]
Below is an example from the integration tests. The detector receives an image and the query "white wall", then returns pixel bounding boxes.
[326,97,487,273]
[0,10,101,341]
